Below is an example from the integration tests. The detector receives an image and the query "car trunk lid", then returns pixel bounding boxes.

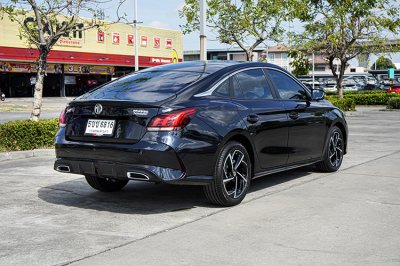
[64,100,160,143]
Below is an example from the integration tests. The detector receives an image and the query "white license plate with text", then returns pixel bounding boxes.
[85,119,115,137]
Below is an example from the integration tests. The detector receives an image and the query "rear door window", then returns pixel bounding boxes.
[233,69,273,100]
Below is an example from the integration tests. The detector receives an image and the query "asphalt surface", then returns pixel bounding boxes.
[0,107,399,265]
[0,97,72,123]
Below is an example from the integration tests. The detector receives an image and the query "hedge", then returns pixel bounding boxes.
[325,89,386,96]
[387,97,400,109]
[344,93,399,105]
[0,119,59,152]
[326,97,356,111]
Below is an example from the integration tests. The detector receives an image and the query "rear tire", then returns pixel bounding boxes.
[203,141,252,207]
[315,126,344,172]
[85,175,128,192]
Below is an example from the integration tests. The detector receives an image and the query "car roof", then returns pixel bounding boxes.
[141,60,279,75]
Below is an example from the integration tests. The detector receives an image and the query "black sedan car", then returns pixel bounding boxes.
[54,61,347,206]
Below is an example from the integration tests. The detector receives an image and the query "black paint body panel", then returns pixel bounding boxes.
[54,61,348,184]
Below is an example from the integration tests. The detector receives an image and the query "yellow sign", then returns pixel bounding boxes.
[0,15,183,64]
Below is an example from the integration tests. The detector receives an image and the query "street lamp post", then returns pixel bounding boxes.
[312,51,315,90]
[134,0,139,72]
[199,0,207,61]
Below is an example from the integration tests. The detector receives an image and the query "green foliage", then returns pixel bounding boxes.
[325,89,386,96]
[371,56,397,70]
[289,50,310,77]
[326,97,356,111]
[344,93,398,105]
[387,97,400,109]
[327,91,399,106]
[0,119,58,151]
[294,0,400,97]
[179,0,290,60]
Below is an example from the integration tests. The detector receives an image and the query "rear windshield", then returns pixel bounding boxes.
[76,71,202,102]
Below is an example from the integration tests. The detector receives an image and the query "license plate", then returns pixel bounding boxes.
[85,119,115,137]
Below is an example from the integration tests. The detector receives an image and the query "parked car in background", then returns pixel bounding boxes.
[387,84,400,94]
[54,61,348,206]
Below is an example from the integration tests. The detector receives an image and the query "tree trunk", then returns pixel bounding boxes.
[336,60,347,99]
[246,49,254,61]
[30,50,48,121]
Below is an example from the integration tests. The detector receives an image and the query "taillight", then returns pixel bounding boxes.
[58,109,66,127]
[147,108,196,131]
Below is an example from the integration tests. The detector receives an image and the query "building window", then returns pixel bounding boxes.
[268,53,275,63]
[282,53,288,61]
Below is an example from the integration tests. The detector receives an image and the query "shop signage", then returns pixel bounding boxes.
[141,36,148,47]
[97,31,105,43]
[154,37,160,48]
[0,62,62,73]
[127,34,134,46]
[150,58,172,64]
[65,64,114,75]
[57,38,83,47]
[166,39,173,49]
[112,33,120,44]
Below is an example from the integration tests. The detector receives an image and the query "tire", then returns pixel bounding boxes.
[315,126,344,172]
[203,141,252,207]
[85,175,128,192]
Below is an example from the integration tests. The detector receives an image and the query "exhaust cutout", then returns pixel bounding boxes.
[56,165,70,173]
[127,171,150,181]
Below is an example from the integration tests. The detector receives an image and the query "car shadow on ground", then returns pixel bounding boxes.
[38,166,316,215]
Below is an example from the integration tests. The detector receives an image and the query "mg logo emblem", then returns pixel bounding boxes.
[94,104,103,115]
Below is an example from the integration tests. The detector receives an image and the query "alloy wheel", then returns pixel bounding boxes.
[222,149,249,199]
[328,131,343,167]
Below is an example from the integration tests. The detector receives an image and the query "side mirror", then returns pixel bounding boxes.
[311,88,325,101]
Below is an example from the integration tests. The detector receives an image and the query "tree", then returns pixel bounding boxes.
[295,0,400,98]
[289,50,310,77]
[179,0,289,61]
[372,56,396,70]
[0,0,124,121]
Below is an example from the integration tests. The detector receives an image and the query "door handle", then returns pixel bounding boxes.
[289,111,299,120]
[247,114,259,124]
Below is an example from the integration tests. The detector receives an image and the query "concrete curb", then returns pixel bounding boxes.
[0,149,54,162]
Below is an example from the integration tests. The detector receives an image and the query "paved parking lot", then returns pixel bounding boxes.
[0,97,72,123]
[0,107,399,265]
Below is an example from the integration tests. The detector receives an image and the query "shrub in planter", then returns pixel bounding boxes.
[326,97,356,111]
[0,119,58,151]
[344,93,396,105]
[387,97,400,109]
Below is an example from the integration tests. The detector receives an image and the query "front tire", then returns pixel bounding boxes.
[204,141,252,207]
[315,126,344,172]
[85,175,128,192]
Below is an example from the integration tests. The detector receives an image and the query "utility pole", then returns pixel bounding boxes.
[199,0,207,61]
[312,51,315,90]
[134,0,139,72]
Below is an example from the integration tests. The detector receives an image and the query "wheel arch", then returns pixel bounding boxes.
[332,121,347,154]
[218,132,257,176]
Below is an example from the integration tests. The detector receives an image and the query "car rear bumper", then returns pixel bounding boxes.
[54,128,215,185]
[54,158,213,185]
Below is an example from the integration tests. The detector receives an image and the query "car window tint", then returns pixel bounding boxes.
[213,79,230,97]
[76,71,202,102]
[268,70,308,100]
[232,76,243,98]
[234,69,273,100]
